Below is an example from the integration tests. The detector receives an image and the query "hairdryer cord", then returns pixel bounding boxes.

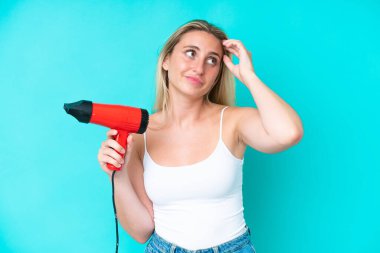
[112,170,119,253]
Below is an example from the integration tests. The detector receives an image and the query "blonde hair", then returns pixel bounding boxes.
[153,19,236,113]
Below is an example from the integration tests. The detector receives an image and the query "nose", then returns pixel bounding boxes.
[192,58,205,75]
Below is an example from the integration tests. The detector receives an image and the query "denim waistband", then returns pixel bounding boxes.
[147,225,252,253]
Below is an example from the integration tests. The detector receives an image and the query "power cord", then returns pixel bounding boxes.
[111,170,119,253]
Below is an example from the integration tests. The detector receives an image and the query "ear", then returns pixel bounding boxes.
[162,56,170,71]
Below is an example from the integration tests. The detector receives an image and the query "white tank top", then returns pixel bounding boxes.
[143,106,247,250]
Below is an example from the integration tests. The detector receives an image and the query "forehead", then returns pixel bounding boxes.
[176,30,223,55]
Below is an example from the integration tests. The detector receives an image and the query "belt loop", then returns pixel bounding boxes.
[245,225,251,236]
[212,246,219,253]
[169,244,176,253]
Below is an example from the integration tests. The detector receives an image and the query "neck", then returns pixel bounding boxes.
[164,95,211,129]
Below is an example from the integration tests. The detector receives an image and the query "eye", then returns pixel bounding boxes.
[185,49,218,66]
[185,49,196,58]
[207,57,218,65]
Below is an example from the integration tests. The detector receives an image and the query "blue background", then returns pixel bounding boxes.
[0,0,379,252]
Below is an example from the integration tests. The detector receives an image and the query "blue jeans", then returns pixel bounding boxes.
[145,225,256,253]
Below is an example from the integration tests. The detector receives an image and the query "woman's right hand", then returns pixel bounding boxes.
[97,129,133,176]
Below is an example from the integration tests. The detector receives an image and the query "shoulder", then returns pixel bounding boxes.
[210,103,228,113]
[224,105,257,114]
[131,111,162,160]
[222,105,260,123]
[227,106,293,154]
[223,105,261,130]
[222,105,261,144]
[205,104,260,128]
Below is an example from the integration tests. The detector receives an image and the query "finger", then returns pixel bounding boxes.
[223,55,234,66]
[106,129,118,139]
[224,46,240,57]
[223,40,249,55]
[102,148,125,164]
[224,42,241,52]
[99,161,107,168]
[223,39,243,47]
[223,41,239,49]
[98,147,124,167]
[222,40,239,49]
[99,161,116,173]
[101,155,122,169]
[223,55,235,75]
[104,139,126,154]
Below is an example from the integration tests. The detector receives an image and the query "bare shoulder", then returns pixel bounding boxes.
[225,106,292,154]
[222,105,259,144]
[225,105,258,116]
[223,105,260,130]
[131,111,161,160]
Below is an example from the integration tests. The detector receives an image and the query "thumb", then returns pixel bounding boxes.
[223,55,235,73]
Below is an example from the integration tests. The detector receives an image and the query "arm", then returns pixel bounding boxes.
[111,155,155,244]
[237,73,303,150]
[223,39,303,151]
[100,131,154,244]
[125,133,155,242]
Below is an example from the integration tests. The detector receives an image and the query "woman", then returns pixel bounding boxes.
[97,19,303,252]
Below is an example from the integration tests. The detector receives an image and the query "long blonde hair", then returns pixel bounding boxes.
[153,19,236,113]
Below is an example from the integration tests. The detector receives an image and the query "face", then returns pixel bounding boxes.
[162,30,224,100]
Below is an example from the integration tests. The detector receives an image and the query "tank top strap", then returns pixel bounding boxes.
[143,132,147,153]
[219,106,229,140]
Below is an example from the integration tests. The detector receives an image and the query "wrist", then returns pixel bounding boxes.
[242,70,258,87]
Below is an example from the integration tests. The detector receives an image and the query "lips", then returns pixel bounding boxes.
[185,76,203,85]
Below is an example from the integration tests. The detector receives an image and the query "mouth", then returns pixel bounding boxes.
[185,76,203,85]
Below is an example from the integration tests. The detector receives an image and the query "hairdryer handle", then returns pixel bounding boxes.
[107,130,129,171]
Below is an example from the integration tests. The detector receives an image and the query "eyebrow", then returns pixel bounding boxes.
[183,45,221,59]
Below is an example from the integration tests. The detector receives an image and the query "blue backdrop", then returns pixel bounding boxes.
[0,0,379,252]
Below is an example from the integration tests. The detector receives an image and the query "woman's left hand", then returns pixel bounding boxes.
[222,39,255,85]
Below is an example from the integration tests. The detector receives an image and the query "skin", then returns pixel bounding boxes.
[147,30,245,166]
[97,30,304,243]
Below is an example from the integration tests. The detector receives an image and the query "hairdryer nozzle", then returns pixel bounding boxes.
[63,100,92,123]
[138,109,149,134]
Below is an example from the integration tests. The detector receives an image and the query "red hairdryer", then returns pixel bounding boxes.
[64,100,149,171]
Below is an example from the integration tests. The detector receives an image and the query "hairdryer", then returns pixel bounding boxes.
[63,100,149,171]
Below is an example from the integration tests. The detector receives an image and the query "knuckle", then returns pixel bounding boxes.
[111,159,118,167]
[105,139,113,146]
[113,150,121,159]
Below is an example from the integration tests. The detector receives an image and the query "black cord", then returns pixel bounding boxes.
[112,170,119,253]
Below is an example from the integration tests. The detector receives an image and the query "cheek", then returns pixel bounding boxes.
[171,56,190,74]
[168,65,187,84]
[210,67,221,81]
[178,56,192,70]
